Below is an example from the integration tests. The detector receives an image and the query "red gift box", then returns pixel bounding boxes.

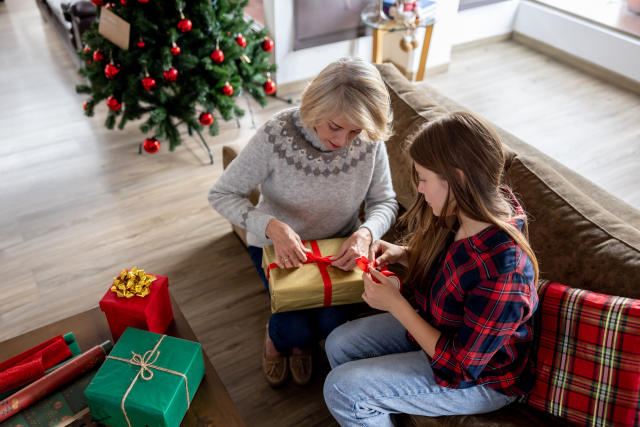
[99,273,174,342]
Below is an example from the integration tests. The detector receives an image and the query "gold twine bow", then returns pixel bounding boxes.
[106,335,190,427]
[110,267,157,298]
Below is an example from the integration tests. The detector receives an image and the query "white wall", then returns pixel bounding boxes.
[514,1,640,83]
[264,0,373,85]
[265,0,640,86]
[453,0,519,45]
[264,0,521,84]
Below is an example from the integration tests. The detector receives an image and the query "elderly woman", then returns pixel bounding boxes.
[208,57,398,387]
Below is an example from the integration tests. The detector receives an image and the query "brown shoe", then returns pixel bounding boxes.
[262,329,288,387]
[289,349,313,386]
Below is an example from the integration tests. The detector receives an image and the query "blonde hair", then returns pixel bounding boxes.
[400,111,539,290]
[300,57,392,142]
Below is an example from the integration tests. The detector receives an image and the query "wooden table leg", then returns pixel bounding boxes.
[372,28,386,64]
[416,24,434,81]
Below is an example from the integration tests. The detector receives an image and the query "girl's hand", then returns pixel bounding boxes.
[331,228,372,271]
[368,240,408,267]
[362,268,404,312]
[265,219,309,269]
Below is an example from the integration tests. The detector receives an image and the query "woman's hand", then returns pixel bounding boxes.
[368,240,408,267]
[331,228,372,271]
[265,219,309,269]
[362,268,405,312]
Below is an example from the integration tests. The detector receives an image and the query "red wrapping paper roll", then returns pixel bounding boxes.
[0,341,111,422]
[0,335,72,394]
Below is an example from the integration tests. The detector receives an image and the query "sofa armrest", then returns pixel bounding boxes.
[221,143,260,247]
[70,1,96,51]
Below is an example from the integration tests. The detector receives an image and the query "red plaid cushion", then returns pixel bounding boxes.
[526,281,640,426]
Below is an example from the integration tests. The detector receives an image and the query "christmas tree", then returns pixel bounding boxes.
[76,0,276,153]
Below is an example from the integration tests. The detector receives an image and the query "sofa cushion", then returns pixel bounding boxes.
[506,157,640,299]
[526,280,640,426]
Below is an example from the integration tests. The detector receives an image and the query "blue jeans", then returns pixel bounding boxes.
[248,245,351,352]
[323,313,516,426]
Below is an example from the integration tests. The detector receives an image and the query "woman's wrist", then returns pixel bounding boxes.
[265,218,279,239]
[357,227,373,245]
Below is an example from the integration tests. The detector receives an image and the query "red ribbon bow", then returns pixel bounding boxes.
[355,256,402,289]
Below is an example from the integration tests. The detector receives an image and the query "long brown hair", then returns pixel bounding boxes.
[399,111,539,289]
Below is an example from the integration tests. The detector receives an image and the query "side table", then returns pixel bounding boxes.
[361,11,436,81]
[0,295,246,427]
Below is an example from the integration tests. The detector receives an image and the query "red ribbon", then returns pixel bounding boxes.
[355,256,402,289]
[266,240,334,307]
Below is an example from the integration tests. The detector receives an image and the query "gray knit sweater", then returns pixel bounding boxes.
[208,108,398,248]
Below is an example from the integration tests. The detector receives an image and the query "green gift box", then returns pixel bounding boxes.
[84,327,204,427]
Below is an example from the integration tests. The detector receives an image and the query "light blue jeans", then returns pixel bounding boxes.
[323,313,516,426]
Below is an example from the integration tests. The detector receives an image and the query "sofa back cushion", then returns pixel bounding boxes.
[526,280,640,425]
[376,63,640,300]
[505,157,640,299]
[377,64,448,210]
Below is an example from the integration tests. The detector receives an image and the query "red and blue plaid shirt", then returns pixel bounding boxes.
[414,192,538,396]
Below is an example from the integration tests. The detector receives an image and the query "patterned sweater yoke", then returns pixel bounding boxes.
[208,107,398,248]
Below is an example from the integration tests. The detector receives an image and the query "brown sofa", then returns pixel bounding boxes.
[35,0,96,62]
[221,63,640,425]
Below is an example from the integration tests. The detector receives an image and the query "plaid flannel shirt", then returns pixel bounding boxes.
[414,193,538,396]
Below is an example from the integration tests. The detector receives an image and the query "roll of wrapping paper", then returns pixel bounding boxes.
[0,341,112,422]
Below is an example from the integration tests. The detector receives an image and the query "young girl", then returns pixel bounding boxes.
[323,111,539,425]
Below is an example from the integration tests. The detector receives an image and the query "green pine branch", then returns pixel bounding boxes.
[76,0,277,152]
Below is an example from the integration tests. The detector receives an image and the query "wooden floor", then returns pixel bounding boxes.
[1,1,639,426]
[422,39,640,210]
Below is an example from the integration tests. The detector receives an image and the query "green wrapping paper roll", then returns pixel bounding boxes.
[84,328,204,427]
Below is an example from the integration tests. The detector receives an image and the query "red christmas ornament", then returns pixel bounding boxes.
[104,62,120,79]
[92,50,104,62]
[137,39,145,48]
[210,49,224,63]
[170,43,180,56]
[163,67,178,82]
[83,101,88,110]
[142,76,156,91]
[138,0,149,3]
[143,137,160,153]
[199,112,214,126]
[91,0,103,6]
[120,0,127,4]
[222,82,233,96]
[87,59,92,66]
[263,78,276,95]
[83,46,91,54]
[235,34,247,48]
[177,18,192,33]
[261,38,274,52]
[106,95,121,111]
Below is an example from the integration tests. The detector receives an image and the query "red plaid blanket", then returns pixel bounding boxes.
[526,281,640,426]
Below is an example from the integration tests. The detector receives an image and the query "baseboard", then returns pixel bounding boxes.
[452,33,513,52]
[514,32,640,96]
[388,60,449,81]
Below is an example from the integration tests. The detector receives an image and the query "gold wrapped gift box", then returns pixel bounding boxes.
[262,238,365,313]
